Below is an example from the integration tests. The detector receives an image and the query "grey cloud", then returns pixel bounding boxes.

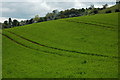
[1,1,115,20]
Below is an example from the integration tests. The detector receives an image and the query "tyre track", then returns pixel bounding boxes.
[89,21,117,27]
[1,33,68,57]
[6,31,118,59]
[64,20,116,30]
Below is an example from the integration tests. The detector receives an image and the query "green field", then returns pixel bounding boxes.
[2,12,119,78]
[0,30,2,79]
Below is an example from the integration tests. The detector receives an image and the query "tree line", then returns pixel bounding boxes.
[1,3,120,29]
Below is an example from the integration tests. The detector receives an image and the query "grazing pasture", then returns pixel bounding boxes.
[2,13,119,78]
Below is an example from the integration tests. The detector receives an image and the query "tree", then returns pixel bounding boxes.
[12,19,19,27]
[106,10,112,13]
[4,21,8,25]
[116,1,120,4]
[29,18,34,24]
[43,17,47,21]
[19,20,24,26]
[103,4,108,9]
[25,20,29,24]
[52,10,59,19]
[3,20,8,28]
[37,17,47,22]
[81,8,85,12]
[93,9,98,14]
[8,18,12,27]
[33,15,40,22]
[89,5,94,10]
[115,9,120,12]
[45,13,55,20]
[53,10,59,14]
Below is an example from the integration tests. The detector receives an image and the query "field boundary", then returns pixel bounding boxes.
[4,31,118,59]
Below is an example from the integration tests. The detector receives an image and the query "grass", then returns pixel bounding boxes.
[0,29,2,79]
[2,12,119,78]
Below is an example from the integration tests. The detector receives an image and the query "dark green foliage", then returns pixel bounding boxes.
[106,10,112,13]
[81,8,85,12]
[82,60,87,64]
[115,9,120,12]
[59,8,84,18]
[38,17,47,22]
[29,18,34,24]
[1,4,119,29]
[25,20,29,24]
[8,18,12,27]
[2,19,20,28]
[93,9,98,14]
[116,1,120,4]
[12,19,19,27]
[4,21,8,25]
[98,8,103,10]
[103,4,108,9]
[89,5,94,10]
[3,21,9,28]
[33,15,40,22]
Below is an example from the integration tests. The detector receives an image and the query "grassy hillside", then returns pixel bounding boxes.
[98,4,120,14]
[2,12,119,78]
[0,30,2,79]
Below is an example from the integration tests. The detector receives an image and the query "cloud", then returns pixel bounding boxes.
[0,1,116,23]
[2,7,15,12]
[1,2,55,18]
[0,17,26,23]
[1,0,116,2]
[74,1,116,8]
[0,17,8,23]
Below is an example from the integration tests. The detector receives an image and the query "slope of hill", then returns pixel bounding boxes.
[0,30,2,79]
[2,12,119,78]
[98,4,120,14]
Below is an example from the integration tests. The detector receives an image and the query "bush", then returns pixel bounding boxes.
[93,10,98,14]
[106,10,112,13]
[115,9,120,12]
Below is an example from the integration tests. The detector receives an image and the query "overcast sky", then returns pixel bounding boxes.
[0,0,116,23]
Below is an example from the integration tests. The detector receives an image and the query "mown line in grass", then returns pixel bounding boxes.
[6,31,118,59]
[64,20,116,30]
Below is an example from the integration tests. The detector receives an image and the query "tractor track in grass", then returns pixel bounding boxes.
[88,21,117,27]
[4,31,118,59]
[1,32,69,57]
[64,20,116,30]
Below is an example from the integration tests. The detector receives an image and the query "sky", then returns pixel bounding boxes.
[0,0,116,23]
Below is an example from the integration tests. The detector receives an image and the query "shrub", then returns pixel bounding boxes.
[115,9,120,12]
[93,10,98,14]
[106,10,112,13]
